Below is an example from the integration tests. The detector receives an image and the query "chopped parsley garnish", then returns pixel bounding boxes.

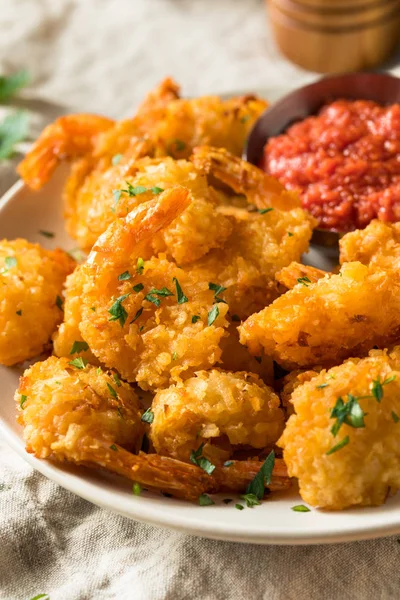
[110,444,118,452]
[117,407,124,419]
[392,411,400,424]
[207,305,219,326]
[67,247,86,263]
[39,230,55,238]
[0,70,29,102]
[240,493,261,508]
[20,394,27,409]
[208,282,227,303]
[111,189,122,212]
[330,394,365,436]
[150,186,164,195]
[191,315,201,323]
[316,383,329,389]
[223,498,233,504]
[113,373,121,387]
[288,232,294,237]
[141,408,154,424]
[144,293,161,307]
[231,314,240,322]
[118,271,131,281]
[172,351,178,360]
[297,276,311,287]
[326,435,349,455]
[130,307,143,323]
[90,306,96,312]
[240,115,250,124]
[291,505,311,512]
[246,450,275,499]
[136,257,145,274]
[132,482,142,496]
[106,382,118,398]
[55,295,63,310]
[123,182,147,196]
[29,595,50,600]
[70,341,89,354]
[371,375,396,402]
[173,277,188,304]
[1,256,17,274]
[190,443,216,475]
[69,357,88,369]
[112,153,123,166]
[96,367,102,375]
[132,283,144,293]
[108,292,130,327]
[235,503,244,510]
[198,493,215,506]
[169,139,186,153]
[223,461,233,467]
[0,111,29,160]
[258,208,274,215]
[16,310,22,316]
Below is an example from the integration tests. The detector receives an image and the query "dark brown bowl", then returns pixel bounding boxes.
[244,72,400,250]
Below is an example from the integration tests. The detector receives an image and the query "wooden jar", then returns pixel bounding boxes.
[268,0,400,73]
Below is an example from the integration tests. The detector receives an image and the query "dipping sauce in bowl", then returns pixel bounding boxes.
[260,99,400,232]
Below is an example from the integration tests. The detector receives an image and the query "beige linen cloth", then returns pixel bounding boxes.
[1,1,400,599]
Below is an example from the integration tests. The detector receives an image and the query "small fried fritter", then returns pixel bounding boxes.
[76,189,229,390]
[340,219,400,268]
[16,356,213,501]
[150,369,285,465]
[240,261,400,370]
[0,239,75,365]
[279,348,400,509]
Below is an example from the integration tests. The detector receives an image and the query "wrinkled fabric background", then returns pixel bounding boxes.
[1,1,400,599]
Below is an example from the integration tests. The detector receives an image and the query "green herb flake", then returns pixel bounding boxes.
[110,444,118,452]
[67,247,86,263]
[112,153,123,166]
[172,351,178,361]
[288,232,294,237]
[235,503,244,510]
[16,310,22,316]
[326,435,350,455]
[118,271,131,281]
[208,282,227,304]
[107,382,118,399]
[113,373,121,387]
[240,115,250,124]
[372,375,396,403]
[0,111,29,160]
[190,443,216,475]
[144,293,161,307]
[169,139,186,153]
[0,70,29,102]
[20,394,28,409]
[223,461,233,467]
[55,295,63,310]
[69,357,88,370]
[173,277,188,304]
[131,283,143,293]
[111,189,122,212]
[392,411,400,424]
[258,208,274,215]
[70,340,89,355]
[96,367,102,375]
[316,383,329,389]
[207,304,219,327]
[141,408,154,424]
[150,186,164,195]
[90,306,96,312]
[330,394,365,436]
[39,230,55,239]
[123,183,148,196]
[29,595,50,600]
[291,505,311,512]
[191,315,201,323]
[130,307,143,324]
[246,450,275,499]
[240,493,261,508]
[199,493,215,506]
[133,482,142,496]
[297,276,311,287]
[108,292,131,327]
[136,257,145,274]
[1,256,17,275]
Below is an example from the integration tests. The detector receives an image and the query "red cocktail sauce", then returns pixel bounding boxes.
[260,99,400,231]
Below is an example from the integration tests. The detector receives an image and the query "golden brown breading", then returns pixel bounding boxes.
[150,369,285,464]
[275,262,328,290]
[339,219,400,268]
[279,348,400,509]
[239,261,400,370]
[0,239,75,365]
[278,369,320,417]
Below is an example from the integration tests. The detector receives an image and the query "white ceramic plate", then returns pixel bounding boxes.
[2,88,400,546]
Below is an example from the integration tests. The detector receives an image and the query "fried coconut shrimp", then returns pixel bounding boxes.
[65,154,233,258]
[17,356,212,500]
[187,147,316,318]
[339,219,400,268]
[76,189,229,390]
[0,239,75,366]
[279,348,400,509]
[240,261,400,370]
[150,369,285,465]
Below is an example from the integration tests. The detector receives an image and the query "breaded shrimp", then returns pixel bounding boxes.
[16,356,210,501]
[240,261,400,370]
[279,348,400,509]
[76,189,229,390]
[0,239,75,365]
[150,369,285,464]
[64,155,233,258]
[275,262,327,290]
[339,219,400,268]
[18,115,115,190]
